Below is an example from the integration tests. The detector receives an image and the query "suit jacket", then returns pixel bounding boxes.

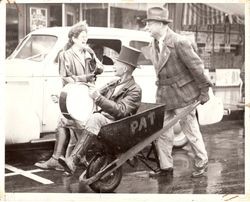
[58,48,95,86]
[143,29,212,110]
[95,77,142,120]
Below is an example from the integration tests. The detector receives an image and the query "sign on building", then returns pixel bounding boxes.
[30,7,47,31]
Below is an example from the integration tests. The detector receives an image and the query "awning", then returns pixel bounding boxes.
[206,3,244,16]
[182,3,244,26]
[110,3,148,11]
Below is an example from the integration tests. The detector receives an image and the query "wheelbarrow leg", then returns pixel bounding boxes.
[137,152,159,172]
[145,141,160,169]
[152,141,161,169]
[136,141,160,172]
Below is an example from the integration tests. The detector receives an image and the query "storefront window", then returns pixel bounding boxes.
[49,5,62,27]
[110,6,146,30]
[6,5,19,58]
[182,5,244,69]
[67,13,74,26]
[82,3,108,27]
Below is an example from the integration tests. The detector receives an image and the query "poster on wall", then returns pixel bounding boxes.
[30,7,47,31]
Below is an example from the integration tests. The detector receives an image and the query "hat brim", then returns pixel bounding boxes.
[114,58,138,68]
[142,18,173,23]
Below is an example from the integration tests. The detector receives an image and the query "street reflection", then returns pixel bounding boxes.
[205,162,223,193]
[154,149,224,194]
[173,148,193,177]
[62,170,93,193]
[155,149,192,193]
[156,174,174,193]
[62,174,74,192]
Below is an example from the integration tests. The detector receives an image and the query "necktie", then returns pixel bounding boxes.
[155,39,160,53]
[155,39,160,61]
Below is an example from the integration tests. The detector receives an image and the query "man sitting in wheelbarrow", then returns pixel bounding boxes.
[59,45,142,175]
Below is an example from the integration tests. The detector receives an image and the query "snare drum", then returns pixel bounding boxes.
[59,83,96,124]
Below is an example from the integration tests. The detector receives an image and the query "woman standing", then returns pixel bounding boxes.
[35,21,103,171]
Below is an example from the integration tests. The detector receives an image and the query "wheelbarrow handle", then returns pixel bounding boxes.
[163,100,200,129]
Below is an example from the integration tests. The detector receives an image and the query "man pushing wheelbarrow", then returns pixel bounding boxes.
[142,6,213,178]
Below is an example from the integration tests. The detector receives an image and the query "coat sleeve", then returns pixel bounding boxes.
[175,38,212,89]
[58,51,75,84]
[59,51,72,77]
[98,79,118,96]
[95,85,142,120]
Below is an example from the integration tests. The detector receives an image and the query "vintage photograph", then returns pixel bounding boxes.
[2,1,247,200]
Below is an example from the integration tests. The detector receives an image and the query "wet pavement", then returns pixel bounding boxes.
[5,119,244,194]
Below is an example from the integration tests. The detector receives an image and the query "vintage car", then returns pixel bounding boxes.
[5,26,223,148]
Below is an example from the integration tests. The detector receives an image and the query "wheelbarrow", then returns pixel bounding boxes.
[78,101,200,193]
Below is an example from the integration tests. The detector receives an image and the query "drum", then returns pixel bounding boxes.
[59,83,95,123]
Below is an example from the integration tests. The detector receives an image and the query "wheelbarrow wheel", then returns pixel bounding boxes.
[86,155,122,193]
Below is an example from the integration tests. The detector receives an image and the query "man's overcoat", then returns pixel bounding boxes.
[143,29,212,110]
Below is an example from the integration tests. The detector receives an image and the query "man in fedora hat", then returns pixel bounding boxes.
[142,7,213,178]
[59,45,142,175]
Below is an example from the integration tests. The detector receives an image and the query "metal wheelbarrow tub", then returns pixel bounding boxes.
[97,102,165,154]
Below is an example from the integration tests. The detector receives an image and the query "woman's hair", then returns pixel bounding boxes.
[64,21,88,50]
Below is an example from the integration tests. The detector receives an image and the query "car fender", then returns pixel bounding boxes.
[5,79,41,144]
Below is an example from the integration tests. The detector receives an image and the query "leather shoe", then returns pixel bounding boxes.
[34,157,64,171]
[58,156,77,175]
[149,168,173,178]
[192,166,208,178]
[194,160,208,170]
[192,160,208,177]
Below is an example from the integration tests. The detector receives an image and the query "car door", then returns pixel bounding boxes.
[41,40,63,133]
[5,34,56,143]
[42,60,62,133]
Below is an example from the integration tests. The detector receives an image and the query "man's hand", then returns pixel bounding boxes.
[94,63,104,75]
[88,83,101,101]
[75,74,96,82]
[86,73,96,82]
[198,87,210,105]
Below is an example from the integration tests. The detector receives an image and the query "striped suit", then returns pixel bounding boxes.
[143,28,212,170]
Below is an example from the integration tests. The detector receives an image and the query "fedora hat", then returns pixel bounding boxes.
[143,7,172,23]
[116,45,141,68]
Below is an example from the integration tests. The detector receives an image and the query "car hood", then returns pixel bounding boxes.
[5,59,44,77]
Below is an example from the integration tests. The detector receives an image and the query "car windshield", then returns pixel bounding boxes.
[14,35,57,62]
